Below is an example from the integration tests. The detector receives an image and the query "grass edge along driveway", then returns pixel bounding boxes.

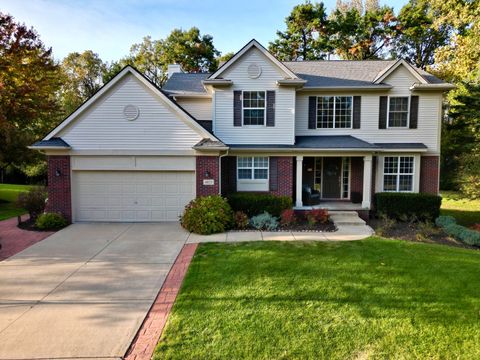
[0,184,33,221]
[154,238,480,360]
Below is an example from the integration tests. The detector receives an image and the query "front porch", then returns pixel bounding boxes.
[295,155,373,210]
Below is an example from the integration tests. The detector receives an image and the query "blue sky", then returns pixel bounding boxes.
[1,0,408,62]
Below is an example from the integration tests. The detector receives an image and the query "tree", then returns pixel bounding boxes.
[217,52,234,65]
[60,50,107,114]
[105,28,219,86]
[0,13,62,181]
[329,5,398,60]
[269,2,331,61]
[393,0,452,70]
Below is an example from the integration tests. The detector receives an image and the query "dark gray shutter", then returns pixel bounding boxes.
[409,95,419,129]
[266,90,275,127]
[233,91,242,127]
[269,157,278,191]
[353,96,361,129]
[308,96,317,129]
[379,96,388,129]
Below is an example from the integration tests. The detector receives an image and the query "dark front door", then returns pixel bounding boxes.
[322,157,342,198]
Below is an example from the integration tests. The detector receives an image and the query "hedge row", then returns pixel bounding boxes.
[227,192,292,217]
[436,216,480,246]
[375,192,442,220]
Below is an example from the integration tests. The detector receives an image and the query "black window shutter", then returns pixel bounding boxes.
[269,157,278,191]
[308,96,317,129]
[409,96,419,129]
[353,96,361,129]
[266,91,275,127]
[379,96,388,129]
[233,91,242,127]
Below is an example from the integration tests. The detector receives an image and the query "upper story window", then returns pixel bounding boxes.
[317,96,352,128]
[388,97,409,128]
[243,91,265,126]
[383,156,414,192]
[237,156,269,180]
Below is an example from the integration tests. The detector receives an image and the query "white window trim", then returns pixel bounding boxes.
[387,96,410,129]
[237,156,269,181]
[316,95,354,129]
[382,155,415,192]
[241,90,266,127]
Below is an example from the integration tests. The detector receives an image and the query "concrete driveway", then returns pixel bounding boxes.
[0,223,189,360]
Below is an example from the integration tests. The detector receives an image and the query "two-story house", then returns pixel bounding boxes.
[31,40,453,222]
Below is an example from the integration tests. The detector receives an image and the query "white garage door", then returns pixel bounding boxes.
[72,171,195,222]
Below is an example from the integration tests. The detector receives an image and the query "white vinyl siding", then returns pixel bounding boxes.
[59,74,203,150]
[214,47,295,144]
[295,67,443,154]
[176,98,212,120]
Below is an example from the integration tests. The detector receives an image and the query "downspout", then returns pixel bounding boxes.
[218,149,229,195]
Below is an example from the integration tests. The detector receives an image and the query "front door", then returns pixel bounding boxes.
[322,157,342,199]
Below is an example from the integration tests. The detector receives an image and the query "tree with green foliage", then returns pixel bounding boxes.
[60,50,107,114]
[329,5,398,60]
[441,82,480,190]
[0,12,62,181]
[393,0,452,70]
[269,1,331,61]
[105,27,219,86]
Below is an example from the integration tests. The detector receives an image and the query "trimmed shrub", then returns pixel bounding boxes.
[375,192,442,220]
[234,211,249,230]
[35,212,68,230]
[305,209,329,226]
[227,193,292,217]
[436,216,480,246]
[250,212,279,231]
[16,186,47,220]
[280,209,297,227]
[180,195,234,235]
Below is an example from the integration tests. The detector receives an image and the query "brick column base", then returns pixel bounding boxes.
[196,156,219,197]
[46,155,72,222]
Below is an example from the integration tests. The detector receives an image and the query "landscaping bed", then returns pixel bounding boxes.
[154,239,480,359]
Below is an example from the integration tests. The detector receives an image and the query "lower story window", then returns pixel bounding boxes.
[237,156,269,180]
[383,156,414,192]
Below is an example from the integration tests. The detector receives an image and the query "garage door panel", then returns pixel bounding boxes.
[73,171,195,222]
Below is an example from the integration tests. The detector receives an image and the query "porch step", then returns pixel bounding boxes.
[329,211,366,226]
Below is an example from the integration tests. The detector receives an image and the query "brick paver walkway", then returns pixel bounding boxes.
[0,215,54,261]
[125,243,198,360]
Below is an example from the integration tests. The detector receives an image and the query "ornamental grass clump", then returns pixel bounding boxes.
[180,195,234,235]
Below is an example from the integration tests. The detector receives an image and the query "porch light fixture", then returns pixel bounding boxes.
[55,169,62,177]
[204,171,211,178]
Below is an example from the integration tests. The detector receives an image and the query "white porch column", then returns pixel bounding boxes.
[295,156,303,207]
[362,155,373,209]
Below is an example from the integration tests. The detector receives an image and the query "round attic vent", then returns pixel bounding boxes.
[247,63,262,79]
[123,105,139,121]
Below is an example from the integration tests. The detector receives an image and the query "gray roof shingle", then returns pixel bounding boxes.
[162,60,446,93]
[31,137,70,148]
[163,73,209,94]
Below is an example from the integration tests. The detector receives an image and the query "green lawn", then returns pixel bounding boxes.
[155,238,480,360]
[441,191,480,226]
[0,184,33,221]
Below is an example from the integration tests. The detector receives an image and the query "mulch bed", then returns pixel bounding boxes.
[368,218,478,250]
[234,220,336,232]
[17,217,50,232]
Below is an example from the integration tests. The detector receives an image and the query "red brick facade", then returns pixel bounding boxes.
[270,156,294,197]
[420,156,440,194]
[350,157,363,203]
[196,156,220,197]
[46,155,72,222]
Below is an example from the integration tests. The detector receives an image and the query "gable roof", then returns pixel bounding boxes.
[30,137,71,150]
[208,39,299,80]
[373,59,427,84]
[43,66,218,142]
[164,60,448,93]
